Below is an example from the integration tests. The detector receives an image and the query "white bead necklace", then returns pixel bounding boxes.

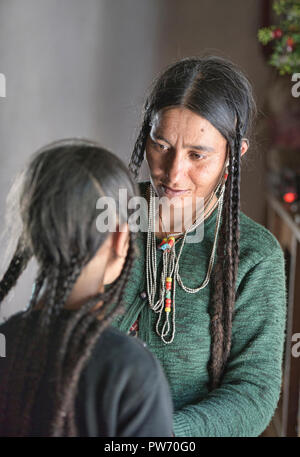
[146,180,225,344]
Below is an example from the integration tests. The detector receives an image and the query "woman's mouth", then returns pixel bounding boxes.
[160,184,188,197]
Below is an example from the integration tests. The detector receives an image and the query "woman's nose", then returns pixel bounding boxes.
[165,150,185,183]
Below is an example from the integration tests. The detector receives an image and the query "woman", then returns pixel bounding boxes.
[108,56,287,437]
[0,139,173,437]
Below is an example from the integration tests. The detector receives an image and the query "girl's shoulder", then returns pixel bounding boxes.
[0,310,25,334]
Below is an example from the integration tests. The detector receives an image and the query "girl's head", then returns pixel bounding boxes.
[21,138,137,280]
[0,138,138,436]
[1,138,138,309]
[129,55,257,391]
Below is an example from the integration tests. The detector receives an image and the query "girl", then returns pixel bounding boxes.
[0,138,173,437]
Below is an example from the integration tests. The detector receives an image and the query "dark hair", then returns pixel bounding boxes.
[128,55,257,391]
[0,138,139,436]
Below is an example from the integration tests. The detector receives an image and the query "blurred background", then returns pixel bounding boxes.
[0,0,275,315]
[0,0,299,437]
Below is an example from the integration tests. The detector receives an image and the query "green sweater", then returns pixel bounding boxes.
[109,181,287,437]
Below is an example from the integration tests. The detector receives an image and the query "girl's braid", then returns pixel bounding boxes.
[51,234,137,436]
[0,240,32,304]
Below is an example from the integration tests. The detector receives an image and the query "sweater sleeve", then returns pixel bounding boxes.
[173,244,287,437]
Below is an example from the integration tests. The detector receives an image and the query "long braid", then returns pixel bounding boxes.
[220,139,234,370]
[54,256,85,315]
[223,118,242,364]
[128,114,151,179]
[55,236,136,436]
[53,256,123,386]
[65,234,136,387]
[18,257,87,436]
[0,238,32,305]
[65,233,137,370]
[51,234,137,436]
[208,171,230,390]
[9,265,61,435]
[208,118,242,390]
[14,267,60,435]
[0,242,35,433]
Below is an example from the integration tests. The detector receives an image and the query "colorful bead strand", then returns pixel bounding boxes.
[165,276,172,312]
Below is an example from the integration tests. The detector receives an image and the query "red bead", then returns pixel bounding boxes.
[165,298,171,305]
[158,238,168,248]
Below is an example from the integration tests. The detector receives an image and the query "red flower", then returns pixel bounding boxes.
[274,28,283,38]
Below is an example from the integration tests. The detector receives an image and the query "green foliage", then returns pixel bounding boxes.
[258,27,275,45]
[257,0,300,75]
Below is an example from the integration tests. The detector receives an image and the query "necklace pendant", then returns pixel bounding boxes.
[158,236,175,251]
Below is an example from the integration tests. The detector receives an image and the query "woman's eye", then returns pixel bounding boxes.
[155,142,169,151]
[191,152,205,160]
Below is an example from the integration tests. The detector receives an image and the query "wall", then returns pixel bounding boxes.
[0,0,272,319]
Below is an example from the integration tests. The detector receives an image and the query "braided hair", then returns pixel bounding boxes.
[0,139,139,436]
[128,56,256,391]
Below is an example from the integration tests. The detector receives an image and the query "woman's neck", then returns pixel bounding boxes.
[146,184,218,239]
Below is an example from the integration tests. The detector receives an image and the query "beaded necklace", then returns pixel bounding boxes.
[146,179,225,344]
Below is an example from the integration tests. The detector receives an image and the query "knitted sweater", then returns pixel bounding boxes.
[109,181,287,437]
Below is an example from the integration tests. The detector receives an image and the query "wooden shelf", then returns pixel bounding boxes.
[265,194,300,437]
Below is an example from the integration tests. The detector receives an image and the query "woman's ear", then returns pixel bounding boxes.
[241,139,249,157]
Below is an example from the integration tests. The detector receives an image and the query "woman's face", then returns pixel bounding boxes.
[145,107,229,206]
